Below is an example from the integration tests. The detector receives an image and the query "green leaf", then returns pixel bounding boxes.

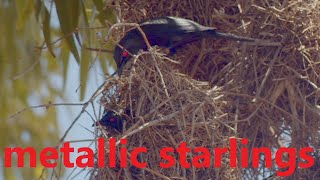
[16,1,34,31]
[80,0,91,46]
[96,6,115,25]
[61,42,70,90]
[99,41,116,74]
[93,0,103,11]
[34,0,42,21]
[92,0,115,25]
[55,0,81,63]
[80,44,91,100]
[43,8,55,57]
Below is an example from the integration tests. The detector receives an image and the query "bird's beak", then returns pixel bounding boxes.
[117,62,124,76]
[92,121,99,127]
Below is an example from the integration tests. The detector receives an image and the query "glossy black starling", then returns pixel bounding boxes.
[93,110,123,132]
[114,16,256,75]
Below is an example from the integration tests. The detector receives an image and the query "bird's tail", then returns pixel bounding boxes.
[205,29,256,42]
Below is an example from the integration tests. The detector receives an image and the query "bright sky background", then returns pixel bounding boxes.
[48,5,114,179]
[57,56,114,179]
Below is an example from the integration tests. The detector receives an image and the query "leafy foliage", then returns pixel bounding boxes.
[0,0,115,179]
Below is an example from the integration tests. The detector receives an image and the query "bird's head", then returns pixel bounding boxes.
[93,110,123,132]
[113,45,132,76]
[113,31,146,76]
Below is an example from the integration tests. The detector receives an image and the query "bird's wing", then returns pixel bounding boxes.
[140,16,216,33]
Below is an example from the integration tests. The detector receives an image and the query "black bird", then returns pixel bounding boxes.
[114,16,256,75]
[93,110,124,132]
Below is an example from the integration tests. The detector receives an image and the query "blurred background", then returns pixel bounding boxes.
[0,0,116,179]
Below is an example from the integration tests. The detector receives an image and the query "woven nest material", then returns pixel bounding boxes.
[91,0,320,179]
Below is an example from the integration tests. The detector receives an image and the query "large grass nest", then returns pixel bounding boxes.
[91,0,320,179]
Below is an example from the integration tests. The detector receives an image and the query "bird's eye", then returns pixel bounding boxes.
[109,117,115,122]
[122,51,129,58]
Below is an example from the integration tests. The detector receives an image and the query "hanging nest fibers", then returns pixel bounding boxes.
[90,0,320,179]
